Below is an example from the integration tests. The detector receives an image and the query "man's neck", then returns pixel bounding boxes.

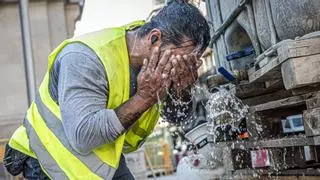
[126,30,142,71]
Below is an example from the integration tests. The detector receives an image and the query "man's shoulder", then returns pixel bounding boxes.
[54,42,107,78]
[57,42,98,60]
[72,27,125,50]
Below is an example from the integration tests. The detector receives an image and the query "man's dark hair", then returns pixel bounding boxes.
[138,0,210,54]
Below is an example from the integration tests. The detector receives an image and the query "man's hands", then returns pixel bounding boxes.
[136,47,202,105]
[116,47,173,129]
[116,47,201,129]
[170,54,202,93]
[136,47,172,106]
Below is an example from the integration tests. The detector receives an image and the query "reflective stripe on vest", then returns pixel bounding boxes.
[9,20,160,179]
[26,93,115,179]
[24,120,68,179]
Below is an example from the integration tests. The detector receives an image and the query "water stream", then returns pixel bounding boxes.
[166,83,304,179]
[172,84,272,179]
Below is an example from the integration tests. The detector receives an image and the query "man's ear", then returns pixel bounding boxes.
[148,29,162,47]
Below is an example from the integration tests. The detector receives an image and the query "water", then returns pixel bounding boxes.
[205,87,249,127]
[204,87,250,143]
[162,84,251,133]
[169,84,299,179]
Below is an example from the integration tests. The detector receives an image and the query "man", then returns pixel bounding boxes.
[4,1,210,179]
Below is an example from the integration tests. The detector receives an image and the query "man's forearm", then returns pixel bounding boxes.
[115,95,154,129]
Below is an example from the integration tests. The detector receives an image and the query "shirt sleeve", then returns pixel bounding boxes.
[57,48,125,155]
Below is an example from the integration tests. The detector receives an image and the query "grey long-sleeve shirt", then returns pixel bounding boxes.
[49,43,192,155]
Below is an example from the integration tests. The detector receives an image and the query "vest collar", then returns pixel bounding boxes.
[123,20,145,31]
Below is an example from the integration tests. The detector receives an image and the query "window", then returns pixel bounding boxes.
[292,118,303,128]
[285,120,291,129]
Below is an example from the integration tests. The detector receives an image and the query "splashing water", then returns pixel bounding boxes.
[175,84,284,178]
[205,87,249,141]
[206,87,249,125]
[174,84,303,179]
[162,83,252,135]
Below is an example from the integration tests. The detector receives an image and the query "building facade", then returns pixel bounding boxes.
[0,0,80,140]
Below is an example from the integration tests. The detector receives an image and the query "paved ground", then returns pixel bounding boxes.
[148,174,177,180]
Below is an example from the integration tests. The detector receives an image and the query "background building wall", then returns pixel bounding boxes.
[0,0,80,139]
[74,0,155,36]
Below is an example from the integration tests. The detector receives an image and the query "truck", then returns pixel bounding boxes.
[176,0,320,179]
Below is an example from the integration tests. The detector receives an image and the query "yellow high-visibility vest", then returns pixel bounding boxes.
[8,21,160,179]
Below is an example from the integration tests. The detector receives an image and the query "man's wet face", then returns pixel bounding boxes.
[158,40,199,62]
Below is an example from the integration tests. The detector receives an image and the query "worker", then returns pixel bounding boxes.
[4,1,210,179]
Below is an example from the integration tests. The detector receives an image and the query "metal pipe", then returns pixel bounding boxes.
[205,0,221,68]
[212,0,231,71]
[206,69,248,90]
[246,3,261,55]
[209,0,250,47]
[264,0,277,45]
[165,0,172,5]
[19,0,36,105]
[216,0,224,27]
